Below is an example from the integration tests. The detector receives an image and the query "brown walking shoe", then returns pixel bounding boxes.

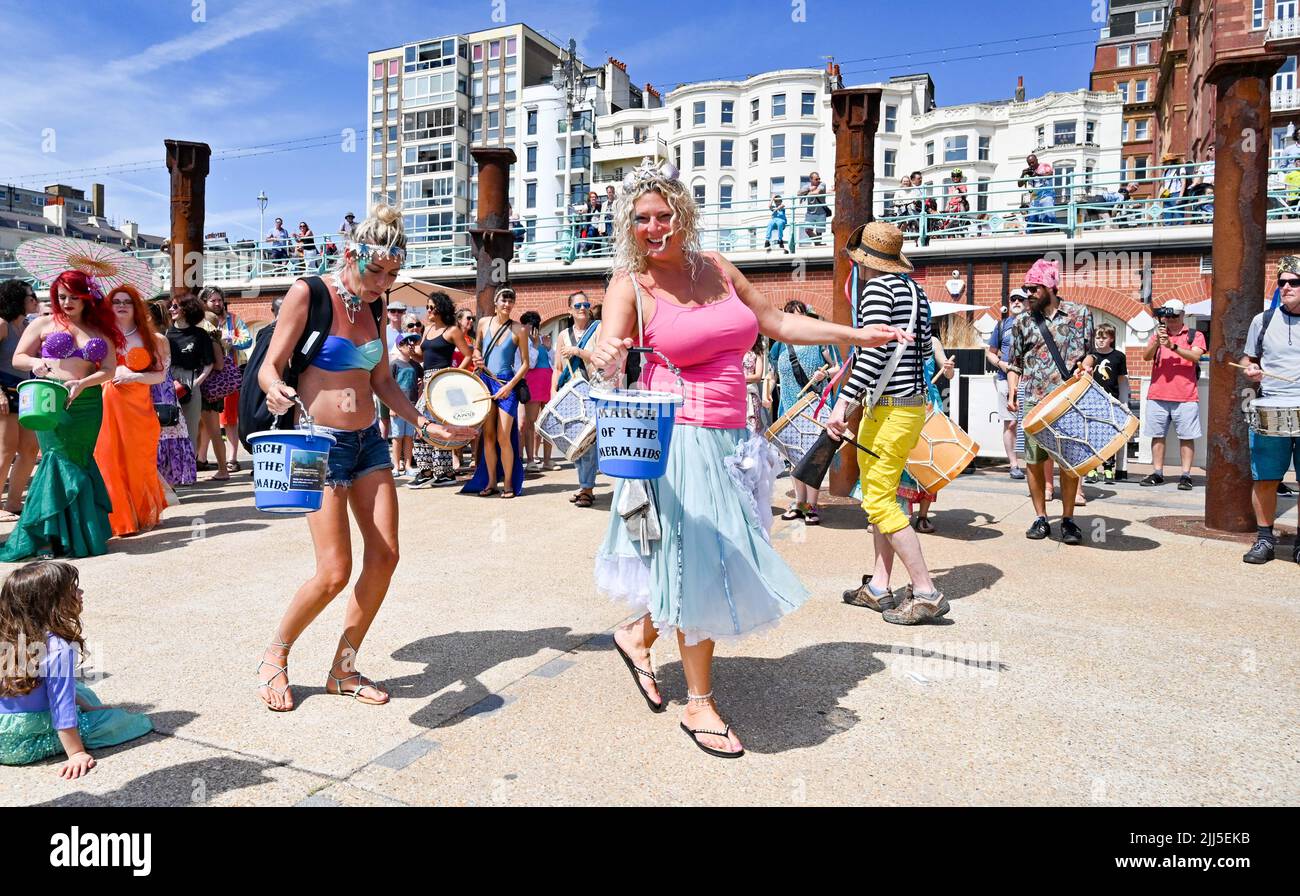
[842,575,898,612]
[882,588,950,625]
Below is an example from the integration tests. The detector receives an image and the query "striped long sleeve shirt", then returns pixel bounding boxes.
[839,273,933,405]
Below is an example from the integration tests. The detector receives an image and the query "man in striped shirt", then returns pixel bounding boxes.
[1006,258,1095,545]
[829,222,947,625]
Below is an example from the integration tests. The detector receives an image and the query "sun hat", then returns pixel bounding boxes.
[845,221,913,273]
[1023,259,1060,289]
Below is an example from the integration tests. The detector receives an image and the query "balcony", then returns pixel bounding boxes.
[1274,88,1300,112]
[556,118,595,137]
[1269,16,1300,43]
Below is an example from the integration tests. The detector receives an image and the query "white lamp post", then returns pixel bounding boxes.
[256,190,268,277]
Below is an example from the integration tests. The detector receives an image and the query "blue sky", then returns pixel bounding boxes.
[0,0,1100,239]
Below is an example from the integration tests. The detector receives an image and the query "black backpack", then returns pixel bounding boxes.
[238,276,383,449]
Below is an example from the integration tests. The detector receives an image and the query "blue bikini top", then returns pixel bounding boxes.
[312,335,384,372]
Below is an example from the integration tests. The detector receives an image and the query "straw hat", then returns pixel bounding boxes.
[845,221,913,273]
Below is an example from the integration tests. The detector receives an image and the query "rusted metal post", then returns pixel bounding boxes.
[829,88,881,497]
[469,146,517,317]
[1205,57,1283,533]
[164,140,211,297]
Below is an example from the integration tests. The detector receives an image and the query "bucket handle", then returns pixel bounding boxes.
[628,346,685,397]
[274,394,319,440]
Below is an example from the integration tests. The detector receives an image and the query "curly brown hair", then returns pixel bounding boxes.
[0,561,84,697]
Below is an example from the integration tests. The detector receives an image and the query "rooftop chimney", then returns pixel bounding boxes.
[43,201,66,231]
[1015,76,1025,103]
[92,183,105,217]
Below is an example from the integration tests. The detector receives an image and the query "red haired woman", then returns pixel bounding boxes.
[94,284,171,536]
[1,271,122,560]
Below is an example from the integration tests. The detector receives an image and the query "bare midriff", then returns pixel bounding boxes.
[295,365,378,430]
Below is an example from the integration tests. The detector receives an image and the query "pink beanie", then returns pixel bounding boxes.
[1024,259,1060,289]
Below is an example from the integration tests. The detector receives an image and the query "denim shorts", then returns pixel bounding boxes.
[319,422,391,488]
[1250,431,1300,482]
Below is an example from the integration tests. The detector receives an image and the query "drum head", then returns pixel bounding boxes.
[426,369,490,428]
[1251,395,1297,409]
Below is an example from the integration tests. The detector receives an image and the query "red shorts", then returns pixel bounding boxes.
[220,391,240,428]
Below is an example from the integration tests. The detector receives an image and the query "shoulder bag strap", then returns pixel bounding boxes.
[626,278,648,386]
[864,274,920,414]
[786,344,811,388]
[1035,313,1072,381]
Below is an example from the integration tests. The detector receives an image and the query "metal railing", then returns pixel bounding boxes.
[7,158,1300,287]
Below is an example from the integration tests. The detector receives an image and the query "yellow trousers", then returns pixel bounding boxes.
[856,404,926,535]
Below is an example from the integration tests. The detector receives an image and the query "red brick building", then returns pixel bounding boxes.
[1091,0,1171,188]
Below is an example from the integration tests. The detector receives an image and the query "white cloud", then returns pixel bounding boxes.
[103,0,351,79]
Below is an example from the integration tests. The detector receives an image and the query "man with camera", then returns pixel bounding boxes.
[1140,300,1205,490]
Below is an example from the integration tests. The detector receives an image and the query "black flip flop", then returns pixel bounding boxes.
[679,722,744,759]
[612,637,665,713]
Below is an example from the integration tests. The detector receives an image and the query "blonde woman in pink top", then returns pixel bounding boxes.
[589,159,910,758]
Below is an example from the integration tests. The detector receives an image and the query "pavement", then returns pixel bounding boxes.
[1,461,1296,807]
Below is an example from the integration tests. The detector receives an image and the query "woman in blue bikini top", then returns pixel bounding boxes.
[253,204,476,714]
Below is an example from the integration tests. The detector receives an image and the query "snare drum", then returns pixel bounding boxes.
[905,409,980,494]
[764,390,829,468]
[537,375,597,461]
[422,368,490,449]
[1023,372,1138,477]
[1247,397,1300,437]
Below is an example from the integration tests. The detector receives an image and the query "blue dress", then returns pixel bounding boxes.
[461,320,526,496]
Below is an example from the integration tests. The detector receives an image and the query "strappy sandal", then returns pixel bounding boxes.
[780,503,804,521]
[325,635,388,706]
[500,490,516,499]
[226,461,241,473]
[613,633,665,713]
[803,506,821,525]
[478,486,499,497]
[255,633,294,712]
[574,492,594,507]
[679,692,743,758]
[915,516,935,534]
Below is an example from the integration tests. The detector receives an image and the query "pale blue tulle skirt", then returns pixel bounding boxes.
[594,426,809,645]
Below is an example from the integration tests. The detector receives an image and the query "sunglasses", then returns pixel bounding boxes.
[572,302,592,310]
[1279,278,1300,288]
[405,323,422,329]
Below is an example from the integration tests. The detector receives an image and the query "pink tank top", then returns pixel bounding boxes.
[638,269,759,429]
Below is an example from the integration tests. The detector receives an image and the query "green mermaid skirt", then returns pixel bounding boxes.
[0,386,112,562]
[0,682,153,766]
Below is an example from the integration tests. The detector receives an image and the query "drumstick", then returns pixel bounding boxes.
[1230,361,1300,384]
[1232,358,1294,379]
[798,411,880,459]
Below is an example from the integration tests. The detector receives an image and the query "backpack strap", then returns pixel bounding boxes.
[286,276,334,379]
[1254,307,1278,360]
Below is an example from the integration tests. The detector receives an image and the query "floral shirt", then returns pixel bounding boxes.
[1010,300,1095,403]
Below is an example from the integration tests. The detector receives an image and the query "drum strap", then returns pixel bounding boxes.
[1034,315,1072,381]
[864,275,921,417]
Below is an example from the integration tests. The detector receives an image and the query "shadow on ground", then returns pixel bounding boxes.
[655,640,1007,755]
[109,506,271,554]
[385,627,597,729]
[34,757,285,807]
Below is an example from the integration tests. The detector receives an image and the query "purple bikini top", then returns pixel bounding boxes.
[41,330,109,364]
